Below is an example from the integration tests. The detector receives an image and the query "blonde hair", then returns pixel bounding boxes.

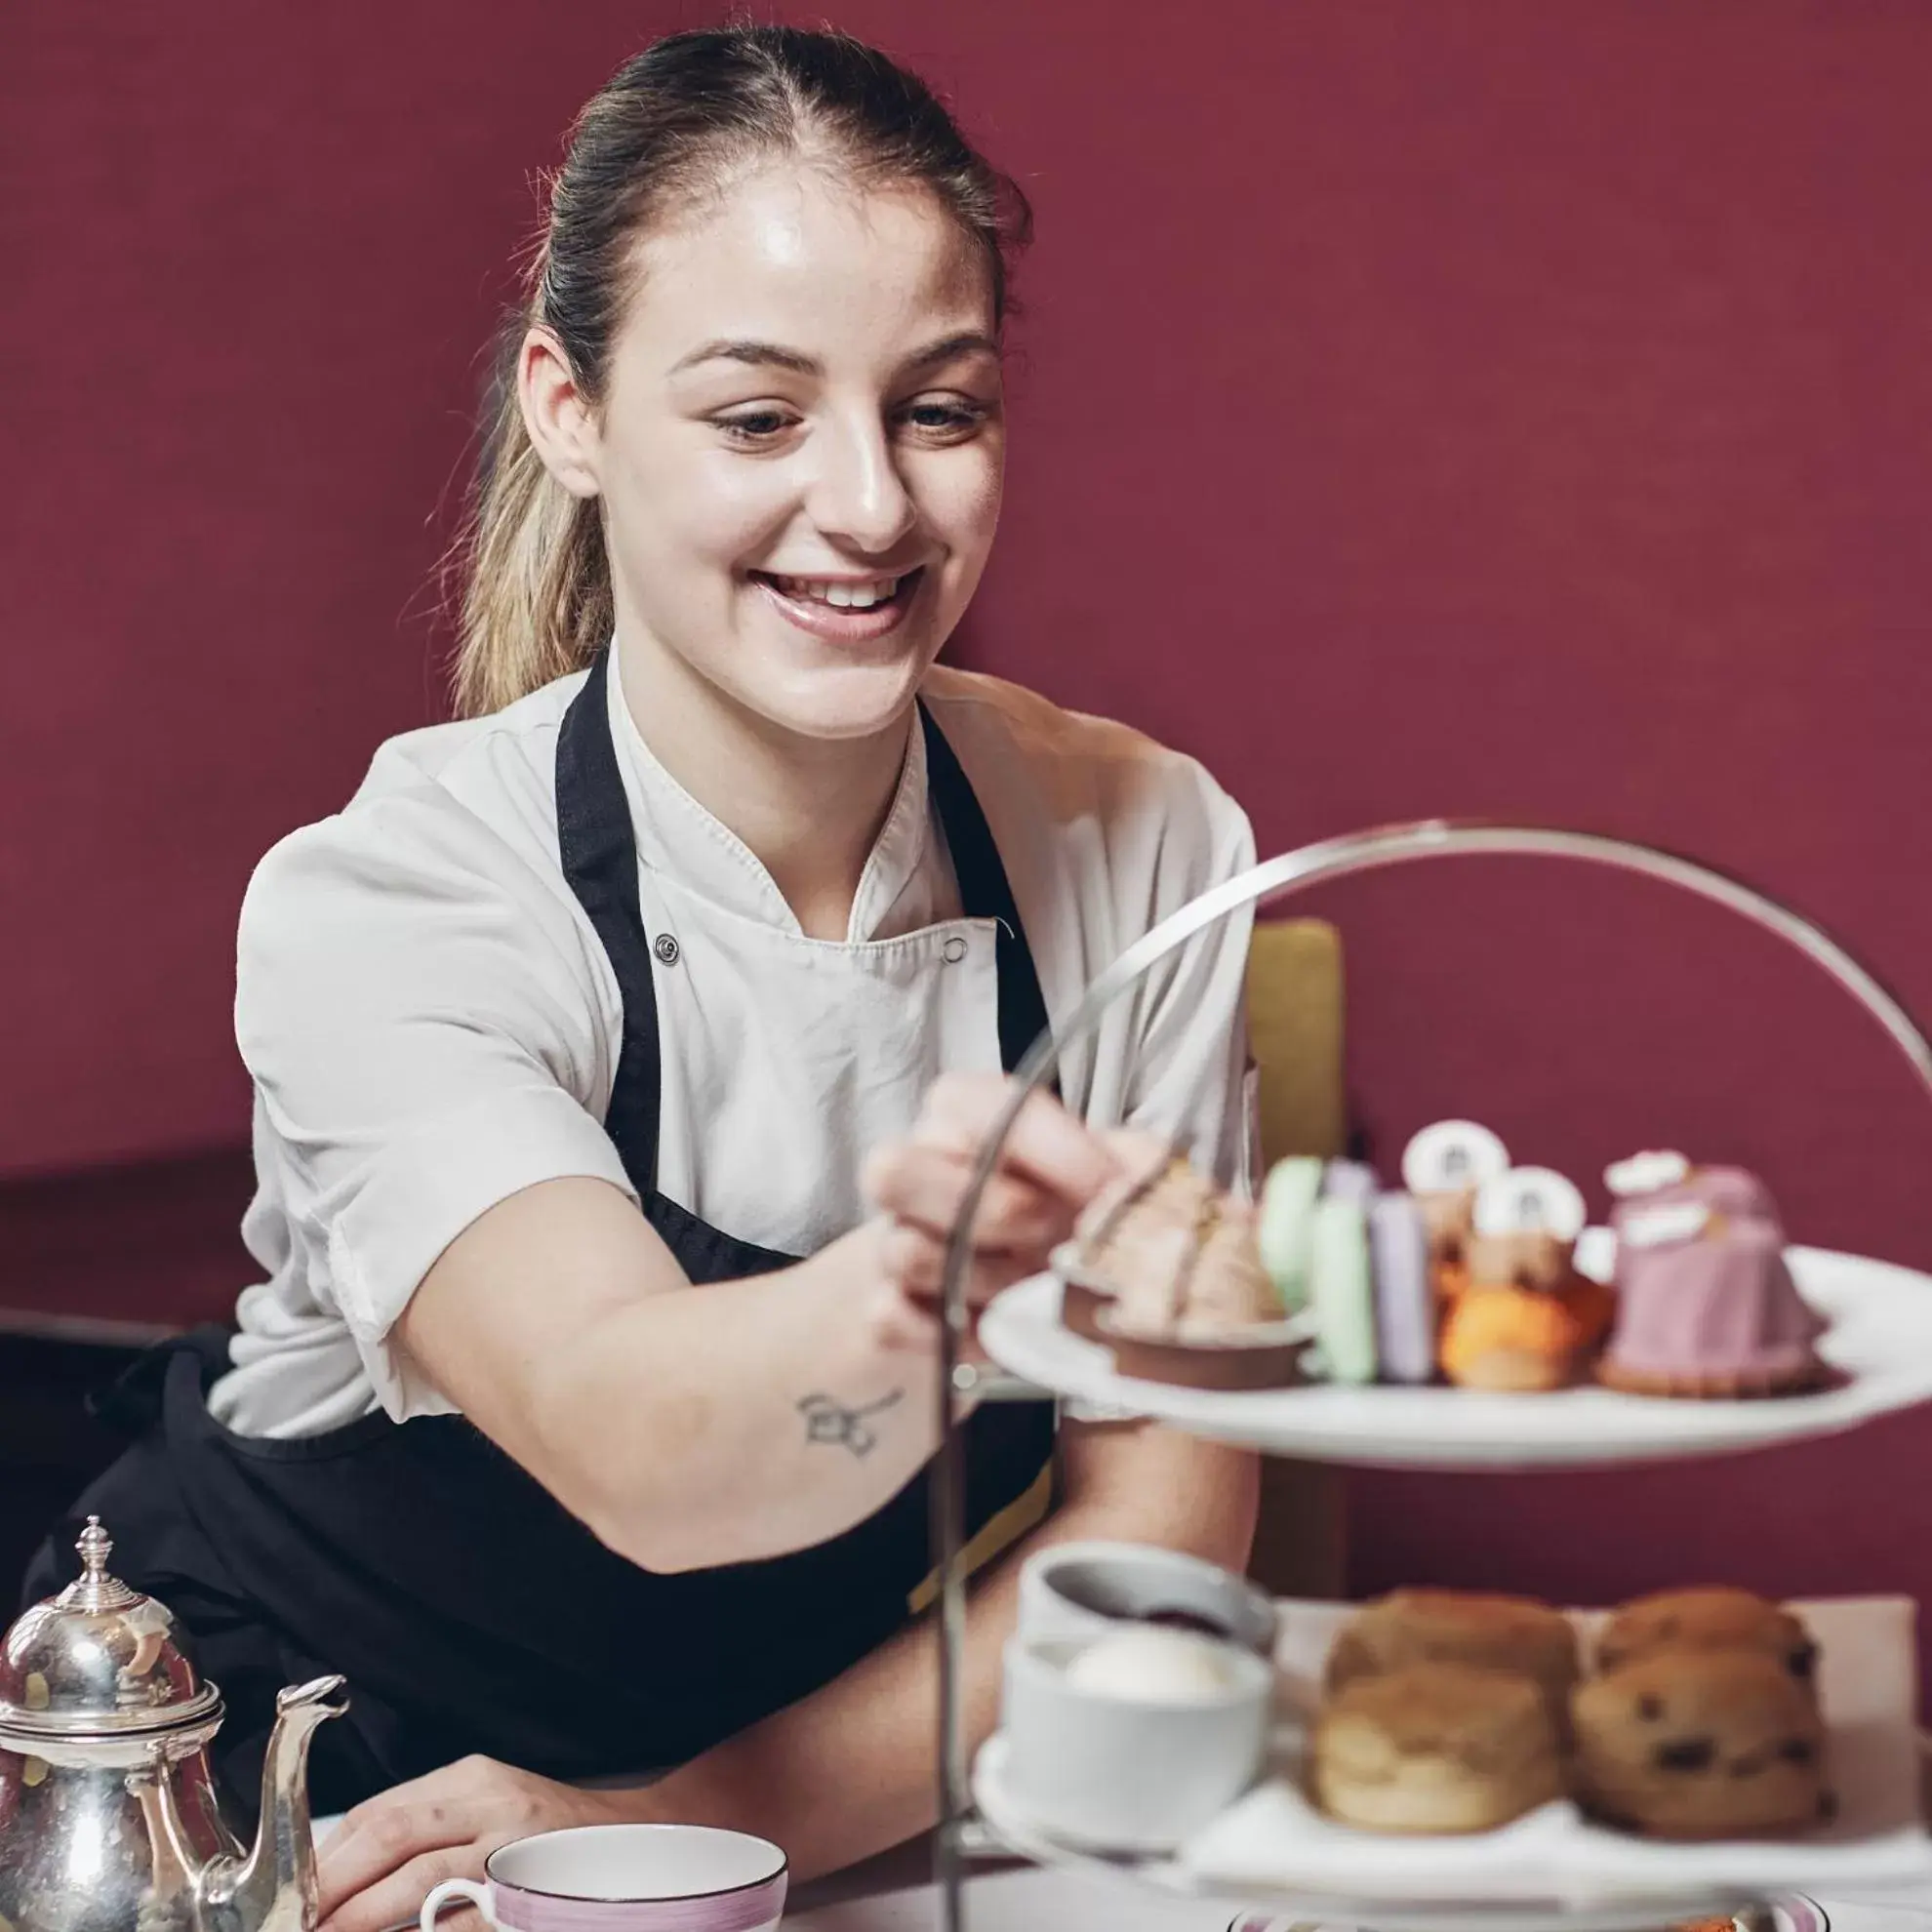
[450,24,1030,718]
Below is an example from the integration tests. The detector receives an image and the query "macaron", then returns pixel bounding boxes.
[1368,1192,1435,1385]
[1258,1156,1323,1312]
[1309,1195,1378,1385]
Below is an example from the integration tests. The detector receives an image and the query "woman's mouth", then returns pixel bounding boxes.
[748,568,924,644]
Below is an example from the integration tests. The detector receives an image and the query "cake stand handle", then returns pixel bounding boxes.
[931,817,1931,1932]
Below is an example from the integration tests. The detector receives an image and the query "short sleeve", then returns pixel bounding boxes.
[235,786,634,1417]
[1117,762,1261,1197]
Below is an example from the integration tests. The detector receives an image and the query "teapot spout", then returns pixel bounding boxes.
[202,1673,349,1932]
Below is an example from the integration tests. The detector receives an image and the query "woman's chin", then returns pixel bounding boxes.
[741,652,938,744]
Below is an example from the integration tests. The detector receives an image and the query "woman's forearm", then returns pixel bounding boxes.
[545,1223,946,1571]
[403,1181,943,1574]
[615,1423,1260,1880]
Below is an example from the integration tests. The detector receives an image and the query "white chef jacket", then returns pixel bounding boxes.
[214,656,1258,1437]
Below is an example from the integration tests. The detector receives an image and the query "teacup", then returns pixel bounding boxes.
[420,1823,786,1931]
[1018,1539,1277,1658]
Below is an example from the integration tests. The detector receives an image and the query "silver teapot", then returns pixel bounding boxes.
[0,1517,347,1932]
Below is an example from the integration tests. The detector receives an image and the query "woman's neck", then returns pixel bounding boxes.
[613,632,912,943]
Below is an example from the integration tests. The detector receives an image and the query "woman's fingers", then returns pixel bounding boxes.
[319,1775,473,1918]
[913,1073,1120,1203]
[323,1843,487,1932]
[862,1143,1069,1254]
[878,1217,1044,1302]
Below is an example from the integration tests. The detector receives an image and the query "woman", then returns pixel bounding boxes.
[29,25,1261,1932]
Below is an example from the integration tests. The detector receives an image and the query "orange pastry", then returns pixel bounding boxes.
[1440,1278,1614,1391]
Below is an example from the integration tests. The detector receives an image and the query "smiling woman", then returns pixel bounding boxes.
[23,25,1261,1932]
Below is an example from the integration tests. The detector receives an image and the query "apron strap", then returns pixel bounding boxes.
[918,704,1058,1087]
[555,650,665,1197]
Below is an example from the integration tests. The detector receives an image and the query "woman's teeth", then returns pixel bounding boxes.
[768,574,905,609]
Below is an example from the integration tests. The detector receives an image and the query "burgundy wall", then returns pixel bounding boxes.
[8,7,1931,1616]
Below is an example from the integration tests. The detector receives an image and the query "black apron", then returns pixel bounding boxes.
[24,652,1058,1824]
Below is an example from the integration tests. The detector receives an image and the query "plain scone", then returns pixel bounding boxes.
[1324,1589,1582,1724]
[1313,1662,1568,1834]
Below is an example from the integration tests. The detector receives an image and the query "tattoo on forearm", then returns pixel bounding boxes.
[797,1389,905,1458]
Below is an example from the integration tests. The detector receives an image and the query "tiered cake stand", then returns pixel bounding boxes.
[929,821,1932,1932]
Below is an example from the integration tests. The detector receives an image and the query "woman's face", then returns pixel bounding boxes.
[530,161,1006,745]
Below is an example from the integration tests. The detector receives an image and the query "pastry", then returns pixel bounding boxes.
[1607,1150,1782,1235]
[1572,1648,1829,1838]
[1058,1148,1214,1340]
[1401,1121,1511,1296]
[1439,1280,1614,1390]
[1442,1167,1613,1389]
[1368,1192,1436,1385]
[1258,1156,1323,1312]
[1087,1188,1313,1390]
[1313,1662,1567,1834]
[1308,1195,1378,1385]
[1600,1191,1828,1399]
[1325,1589,1580,1726]
[1596,1589,1818,1690]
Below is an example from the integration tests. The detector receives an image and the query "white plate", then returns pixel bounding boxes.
[1222,1905,1831,1932]
[976,1597,1929,1929]
[978,1244,1932,1469]
[975,1734,1756,1932]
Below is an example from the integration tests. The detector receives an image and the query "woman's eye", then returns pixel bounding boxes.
[714,409,798,447]
[898,397,992,442]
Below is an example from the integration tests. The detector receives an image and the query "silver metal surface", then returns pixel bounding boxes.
[0,1520,348,1932]
[932,818,1932,1932]
[0,1517,220,1738]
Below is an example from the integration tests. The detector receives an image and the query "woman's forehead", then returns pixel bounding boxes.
[621,163,994,374]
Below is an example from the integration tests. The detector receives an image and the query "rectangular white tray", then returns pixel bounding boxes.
[1173,1595,1932,1910]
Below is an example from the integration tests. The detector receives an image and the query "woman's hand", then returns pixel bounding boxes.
[860,1070,1157,1348]
[317,1756,625,1932]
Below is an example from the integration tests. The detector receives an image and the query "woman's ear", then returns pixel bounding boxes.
[518,326,602,500]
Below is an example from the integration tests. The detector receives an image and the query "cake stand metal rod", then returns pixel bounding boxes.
[932,817,1932,1932]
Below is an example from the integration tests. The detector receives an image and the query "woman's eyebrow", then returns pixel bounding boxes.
[669,330,998,378]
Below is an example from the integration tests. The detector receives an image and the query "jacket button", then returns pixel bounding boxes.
[653,934,680,966]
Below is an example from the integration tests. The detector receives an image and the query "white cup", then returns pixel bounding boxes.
[419,1823,785,1931]
[1018,1539,1277,1657]
[1000,1631,1271,1851]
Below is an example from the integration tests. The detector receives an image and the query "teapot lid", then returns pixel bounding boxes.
[0,1517,222,1738]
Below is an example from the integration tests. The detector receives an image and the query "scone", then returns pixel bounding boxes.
[1572,1649,1829,1839]
[1314,1662,1566,1833]
[1325,1589,1581,1725]
[1597,1588,1819,1691]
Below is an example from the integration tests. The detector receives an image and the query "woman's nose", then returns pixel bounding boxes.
[807,419,918,556]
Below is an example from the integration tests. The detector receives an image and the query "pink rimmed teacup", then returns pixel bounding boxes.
[420,1824,786,1932]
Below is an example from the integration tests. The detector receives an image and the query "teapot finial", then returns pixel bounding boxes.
[78,1515,111,1576]
[65,1514,141,1613]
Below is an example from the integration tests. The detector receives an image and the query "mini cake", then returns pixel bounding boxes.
[1073,1174,1312,1390]
[1607,1150,1783,1235]
[1599,1191,1828,1399]
[1058,1148,1217,1341]
[1313,1662,1567,1834]
[1401,1121,1511,1300]
[1325,1589,1581,1727]
[1439,1168,1614,1390]
[1572,1648,1829,1839]
[1596,1589,1818,1691]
